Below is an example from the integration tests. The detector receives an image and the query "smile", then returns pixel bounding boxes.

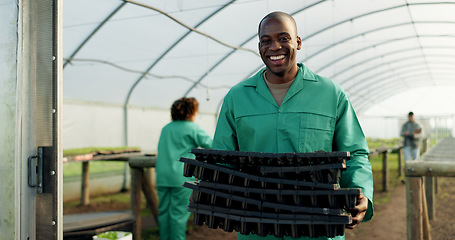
[269,55,285,60]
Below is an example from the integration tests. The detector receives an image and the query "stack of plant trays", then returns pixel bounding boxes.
[180,149,361,238]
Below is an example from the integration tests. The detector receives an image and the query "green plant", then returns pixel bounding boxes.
[95,231,131,240]
[63,146,141,157]
[97,231,119,239]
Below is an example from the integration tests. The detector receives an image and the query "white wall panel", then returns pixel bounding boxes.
[63,100,216,153]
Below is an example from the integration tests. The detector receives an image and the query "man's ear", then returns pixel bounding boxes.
[296,36,302,50]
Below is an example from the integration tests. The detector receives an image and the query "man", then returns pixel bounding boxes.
[212,11,374,240]
[401,112,422,161]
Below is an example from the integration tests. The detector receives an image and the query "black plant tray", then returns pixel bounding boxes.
[181,157,339,189]
[192,181,359,209]
[191,149,350,167]
[189,204,348,238]
[184,182,347,216]
[188,202,351,223]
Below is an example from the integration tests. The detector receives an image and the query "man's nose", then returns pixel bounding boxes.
[269,39,281,50]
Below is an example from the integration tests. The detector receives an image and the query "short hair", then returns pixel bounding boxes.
[171,97,199,121]
[258,11,297,37]
[408,112,414,116]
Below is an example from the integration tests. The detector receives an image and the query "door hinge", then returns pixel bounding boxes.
[28,147,44,193]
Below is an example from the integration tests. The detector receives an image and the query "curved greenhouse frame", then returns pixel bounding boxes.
[61,0,455,151]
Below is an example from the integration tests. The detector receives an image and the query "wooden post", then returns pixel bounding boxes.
[425,176,435,220]
[130,168,142,240]
[435,177,438,194]
[81,161,90,206]
[141,169,159,223]
[406,176,431,240]
[424,138,430,153]
[406,176,423,240]
[421,177,431,240]
[382,151,389,192]
[144,168,159,219]
[398,148,403,177]
[128,155,158,237]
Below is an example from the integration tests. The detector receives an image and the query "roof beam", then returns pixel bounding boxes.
[349,67,455,100]
[343,55,455,91]
[310,22,455,74]
[121,1,235,145]
[353,76,455,113]
[63,2,127,68]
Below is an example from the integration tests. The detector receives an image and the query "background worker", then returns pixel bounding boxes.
[212,11,374,240]
[401,111,422,161]
[155,97,213,240]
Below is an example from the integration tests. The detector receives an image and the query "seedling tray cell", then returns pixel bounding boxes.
[181,158,339,189]
[189,207,348,238]
[194,181,359,209]
[184,182,347,216]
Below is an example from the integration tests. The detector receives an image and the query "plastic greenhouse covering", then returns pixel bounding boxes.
[62,0,455,152]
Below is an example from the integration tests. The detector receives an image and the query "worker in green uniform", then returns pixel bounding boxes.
[156,97,213,240]
[212,11,374,240]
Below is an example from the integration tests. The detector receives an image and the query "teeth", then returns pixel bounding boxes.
[270,55,285,60]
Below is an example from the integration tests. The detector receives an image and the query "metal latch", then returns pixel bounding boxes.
[28,147,43,193]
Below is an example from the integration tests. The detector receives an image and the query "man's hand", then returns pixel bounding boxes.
[346,193,368,229]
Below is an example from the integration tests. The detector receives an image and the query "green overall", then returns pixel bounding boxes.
[212,63,374,240]
[156,120,212,240]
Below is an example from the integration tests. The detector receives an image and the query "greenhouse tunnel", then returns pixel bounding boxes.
[62,0,455,153]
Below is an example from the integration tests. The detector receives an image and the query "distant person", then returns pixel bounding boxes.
[155,97,213,240]
[401,112,422,161]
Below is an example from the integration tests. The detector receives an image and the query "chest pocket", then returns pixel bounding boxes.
[299,113,335,152]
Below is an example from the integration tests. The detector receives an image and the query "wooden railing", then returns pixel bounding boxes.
[405,137,455,240]
[368,144,404,192]
[67,154,159,240]
[64,149,142,205]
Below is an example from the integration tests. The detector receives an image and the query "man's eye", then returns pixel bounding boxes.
[261,39,271,44]
[280,37,291,42]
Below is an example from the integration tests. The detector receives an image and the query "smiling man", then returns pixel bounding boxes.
[212,11,374,240]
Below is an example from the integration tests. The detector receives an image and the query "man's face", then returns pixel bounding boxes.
[409,115,414,122]
[258,17,301,77]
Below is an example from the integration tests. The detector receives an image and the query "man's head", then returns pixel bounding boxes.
[408,112,415,122]
[258,11,301,79]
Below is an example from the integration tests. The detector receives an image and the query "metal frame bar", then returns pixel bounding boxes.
[352,73,455,107]
[125,0,257,56]
[312,21,455,74]
[352,71,455,105]
[346,60,455,93]
[62,1,455,122]
[300,2,455,42]
[122,1,235,146]
[337,45,455,84]
[212,22,455,115]
[339,54,455,88]
[354,77,455,113]
[63,2,127,68]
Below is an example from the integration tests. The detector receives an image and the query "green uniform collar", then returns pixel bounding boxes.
[242,63,318,107]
